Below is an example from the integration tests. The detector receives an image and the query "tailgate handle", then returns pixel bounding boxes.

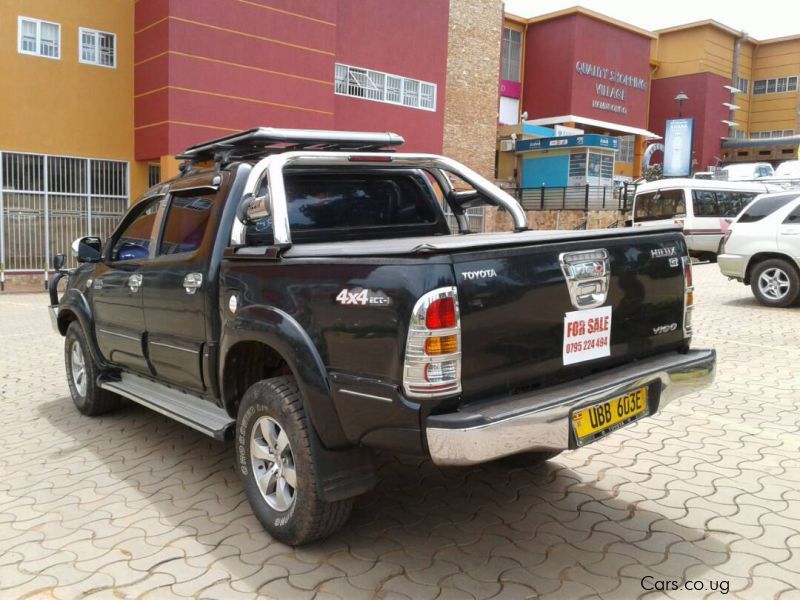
[559,249,610,310]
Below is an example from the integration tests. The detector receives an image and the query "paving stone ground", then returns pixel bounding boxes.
[1,264,799,599]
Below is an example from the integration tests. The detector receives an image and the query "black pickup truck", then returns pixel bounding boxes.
[49,128,715,545]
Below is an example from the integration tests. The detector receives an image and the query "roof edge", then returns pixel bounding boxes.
[519,6,657,39]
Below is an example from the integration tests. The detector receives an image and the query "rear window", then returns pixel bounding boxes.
[692,190,757,217]
[244,171,448,244]
[634,189,686,222]
[738,194,798,223]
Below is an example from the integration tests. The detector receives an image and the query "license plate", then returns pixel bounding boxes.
[571,386,648,446]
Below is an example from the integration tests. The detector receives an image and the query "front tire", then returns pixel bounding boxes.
[750,259,800,307]
[236,376,353,545]
[65,321,120,416]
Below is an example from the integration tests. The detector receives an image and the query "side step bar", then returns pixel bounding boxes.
[100,373,235,440]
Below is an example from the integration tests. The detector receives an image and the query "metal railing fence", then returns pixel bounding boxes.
[0,151,129,284]
[513,183,638,212]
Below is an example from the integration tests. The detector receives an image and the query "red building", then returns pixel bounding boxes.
[499,8,659,180]
[647,73,730,174]
[134,0,450,172]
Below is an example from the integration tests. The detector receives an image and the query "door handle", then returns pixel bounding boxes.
[183,272,203,295]
[128,274,142,293]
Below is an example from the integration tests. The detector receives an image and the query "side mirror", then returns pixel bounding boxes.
[71,236,102,263]
[53,253,66,271]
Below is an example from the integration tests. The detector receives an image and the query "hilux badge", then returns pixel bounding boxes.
[651,247,677,258]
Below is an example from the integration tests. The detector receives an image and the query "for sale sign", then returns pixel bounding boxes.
[563,306,612,365]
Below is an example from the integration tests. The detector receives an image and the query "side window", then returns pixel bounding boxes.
[731,192,757,216]
[739,195,798,223]
[634,189,685,222]
[692,190,718,216]
[111,198,162,261]
[159,195,214,255]
[782,204,800,224]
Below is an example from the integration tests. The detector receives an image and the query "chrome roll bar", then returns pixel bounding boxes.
[232,152,528,246]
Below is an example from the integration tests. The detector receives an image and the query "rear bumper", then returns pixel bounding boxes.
[425,348,716,466]
[718,254,747,280]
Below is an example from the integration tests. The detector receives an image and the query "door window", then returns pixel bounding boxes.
[111,198,162,261]
[159,195,214,255]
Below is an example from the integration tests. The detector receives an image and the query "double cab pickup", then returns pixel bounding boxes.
[48,128,716,545]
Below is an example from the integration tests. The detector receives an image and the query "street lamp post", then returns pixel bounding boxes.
[674,92,689,118]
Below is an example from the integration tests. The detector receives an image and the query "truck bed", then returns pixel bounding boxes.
[280,226,683,258]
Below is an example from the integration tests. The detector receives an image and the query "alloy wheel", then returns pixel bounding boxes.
[250,416,297,512]
[758,267,791,300]
[70,340,87,397]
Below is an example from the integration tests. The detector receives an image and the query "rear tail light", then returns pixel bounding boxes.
[719,230,732,254]
[426,297,457,329]
[682,255,694,338]
[403,287,461,398]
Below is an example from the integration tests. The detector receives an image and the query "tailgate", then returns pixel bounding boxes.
[453,230,688,401]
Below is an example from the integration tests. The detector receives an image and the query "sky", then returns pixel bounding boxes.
[502,0,800,40]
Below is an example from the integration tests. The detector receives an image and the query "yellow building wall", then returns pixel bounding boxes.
[653,28,715,79]
[0,0,148,200]
[748,39,800,135]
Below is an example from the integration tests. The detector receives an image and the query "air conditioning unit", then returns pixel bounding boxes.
[499,139,515,152]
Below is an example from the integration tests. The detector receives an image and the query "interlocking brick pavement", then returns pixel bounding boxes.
[1,264,799,599]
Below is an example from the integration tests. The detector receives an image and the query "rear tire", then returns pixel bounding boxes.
[65,321,120,416]
[750,259,800,307]
[235,376,353,545]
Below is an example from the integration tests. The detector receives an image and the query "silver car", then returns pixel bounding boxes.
[718,192,800,307]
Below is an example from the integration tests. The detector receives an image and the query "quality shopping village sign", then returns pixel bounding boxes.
[575,60,647,115]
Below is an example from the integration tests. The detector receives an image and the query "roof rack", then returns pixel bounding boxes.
[177,127,405,166]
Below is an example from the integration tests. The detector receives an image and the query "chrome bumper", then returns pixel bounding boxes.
[425,348,716,466]
[48,304,60,334]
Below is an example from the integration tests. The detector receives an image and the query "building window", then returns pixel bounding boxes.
[501,28,522,83]
[18,17,60,59]
[148,163,161,187]
[617,136,635,163]
[79,28,116,67]
[751,130,795,139]
[334,63,436,111]
[734,76,749,94]
[733,129,746,140]
[753,76,798,95]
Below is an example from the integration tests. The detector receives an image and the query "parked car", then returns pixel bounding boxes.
[718,191,800,307]
[632,179,778,261]
[764,160,800,188]
[48,127,715,545]
[716,162,775,181]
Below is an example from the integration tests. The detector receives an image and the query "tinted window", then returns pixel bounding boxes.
[245,171,446,244]
[738,194,798,223]
[692,190,757,217]
[782,201,800,223]
[112,198,162,261]
[634,189,686,222]
[159,196,214,255]
[285,174,438,230]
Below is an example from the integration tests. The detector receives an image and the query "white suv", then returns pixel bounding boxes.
[718,192,800,307]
